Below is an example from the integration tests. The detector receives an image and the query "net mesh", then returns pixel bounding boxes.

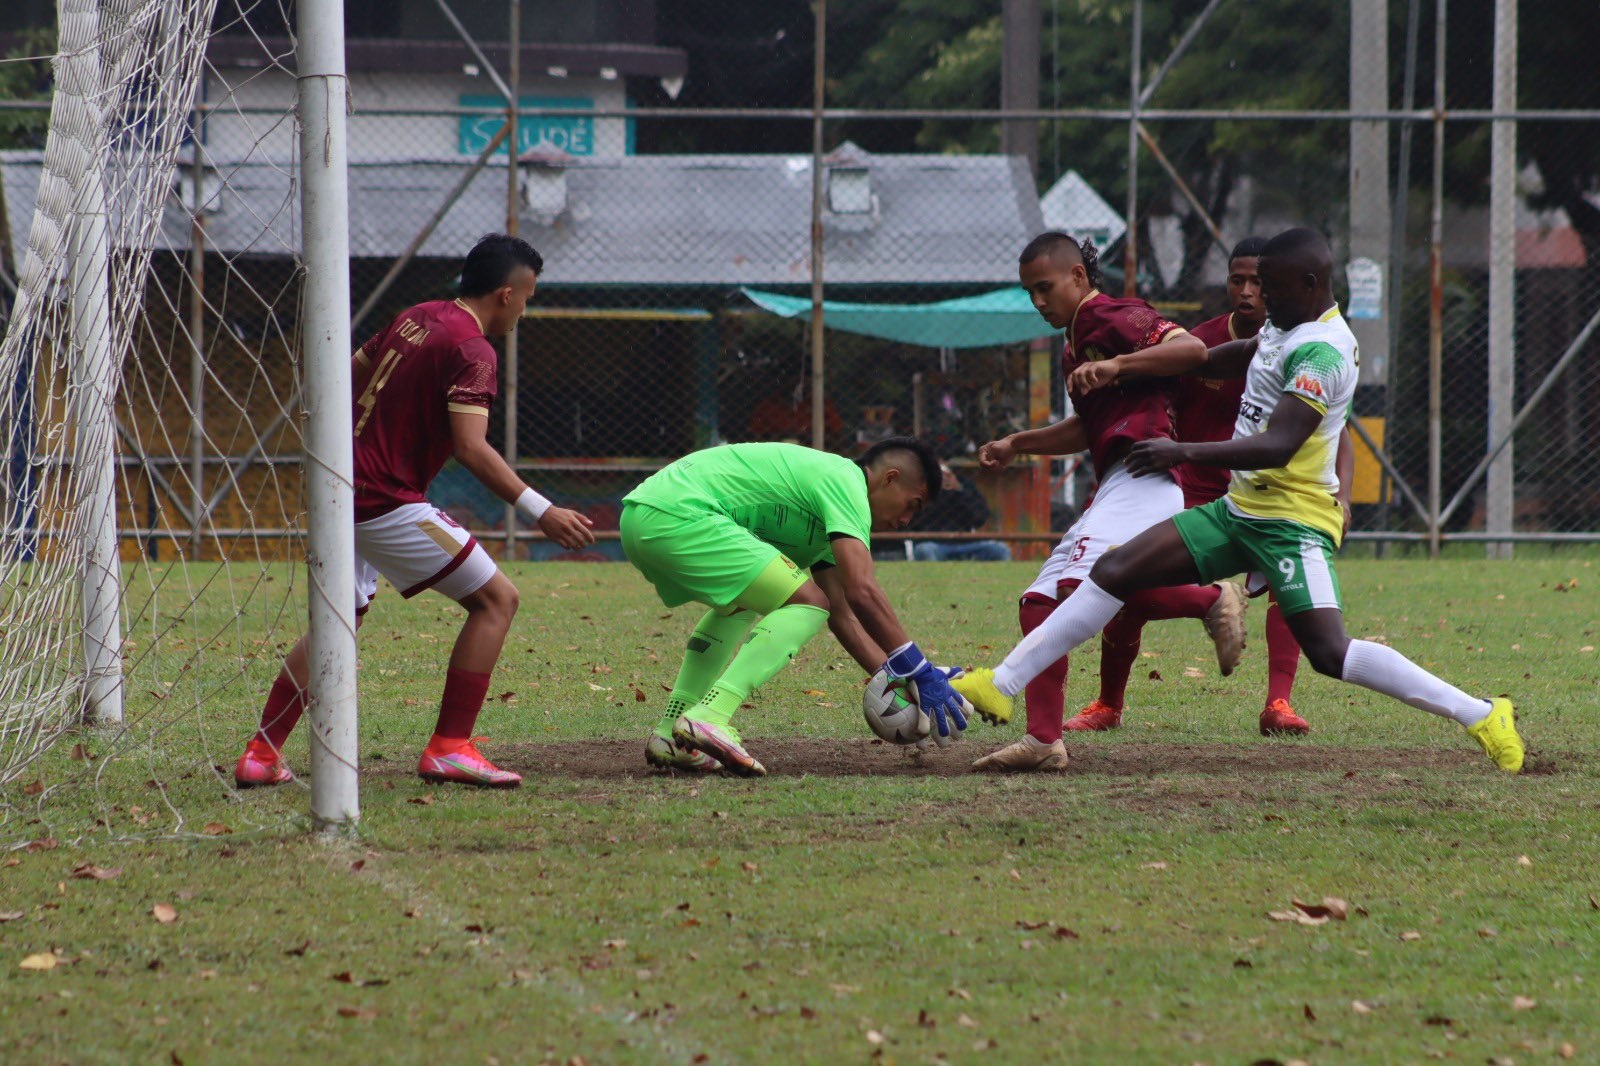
[0,0,309,840]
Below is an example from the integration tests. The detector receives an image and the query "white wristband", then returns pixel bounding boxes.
[515,487,552,522]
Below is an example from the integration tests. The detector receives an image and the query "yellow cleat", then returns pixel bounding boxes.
[951,668,1014,726]
[1465,697,1524,774]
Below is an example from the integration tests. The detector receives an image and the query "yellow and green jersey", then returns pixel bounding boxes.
[1225,307,1357,544]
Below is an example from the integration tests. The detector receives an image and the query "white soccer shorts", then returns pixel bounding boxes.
[1025,461,1184,600]
[353,502,498,615]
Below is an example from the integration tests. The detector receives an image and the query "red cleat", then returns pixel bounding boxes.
[235,739,294,788]
[1063,699,1123,732]
[418,736,523,788]
[1260,698,1311,736]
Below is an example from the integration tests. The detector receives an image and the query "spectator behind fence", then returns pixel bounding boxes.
[907,465,1011,561]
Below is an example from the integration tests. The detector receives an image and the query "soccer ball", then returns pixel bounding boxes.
[862,669,931,744]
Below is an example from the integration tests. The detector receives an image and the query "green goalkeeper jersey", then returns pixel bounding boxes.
[625,442,873,569]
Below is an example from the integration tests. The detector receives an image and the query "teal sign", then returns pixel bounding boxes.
[459,95,595,156]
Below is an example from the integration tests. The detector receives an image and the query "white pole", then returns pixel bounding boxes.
[1485,0,1517,560]
[57,0,124,726]
[297,0,360,829]
[69,164,125,727]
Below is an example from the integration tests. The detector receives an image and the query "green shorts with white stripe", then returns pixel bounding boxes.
[1170,499,1343,617]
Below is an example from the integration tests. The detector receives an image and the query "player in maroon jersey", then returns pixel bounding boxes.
[970,232,1247,773]
[1087,236,1355,736]
[234,234,595,790]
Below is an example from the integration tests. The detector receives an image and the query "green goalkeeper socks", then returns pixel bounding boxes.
[655,608,757,739]
[693,604,830,726]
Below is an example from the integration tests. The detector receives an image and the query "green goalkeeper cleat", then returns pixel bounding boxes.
[950,668,1014,726]
[1465,697,1524,774]
[673,716,766,778]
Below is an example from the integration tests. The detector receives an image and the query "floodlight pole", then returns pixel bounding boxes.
[809,0,827,451]
[1122,0,1142,297]
[1425,0,1446,559]
[297,0,360,830]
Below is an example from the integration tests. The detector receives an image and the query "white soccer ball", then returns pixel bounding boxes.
[863,669,931,744]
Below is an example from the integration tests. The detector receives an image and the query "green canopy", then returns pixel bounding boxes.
[740,286,1058,349]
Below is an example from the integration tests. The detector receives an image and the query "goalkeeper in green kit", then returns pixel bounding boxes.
[621,437,968,776]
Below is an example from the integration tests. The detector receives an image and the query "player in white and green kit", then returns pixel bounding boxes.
[952,228,1525,773]
[621,437,970,776]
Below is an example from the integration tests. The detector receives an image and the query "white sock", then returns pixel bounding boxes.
[1340,639,1490,726]
[994,578,1125,696]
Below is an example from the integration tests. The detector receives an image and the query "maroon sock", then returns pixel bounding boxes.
[1264,599,1301,706]
[433,668,493,742]
[1097,607,1145,710]
[1019,592,1071,744]
[1122,583,1219,621]
[256,673,306,751]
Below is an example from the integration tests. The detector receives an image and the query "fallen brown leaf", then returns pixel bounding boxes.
[633,686,646,703]
[1512,995,1537,1011]
[956,1013,978,1028]
[21,779,43,796]
[70,743,95,761]
[1559,1042,1576,1059]
[917,1008,935,1028]
[1054,926,1079,940]
[25,838,58,852]
[799,1006,816,1020]
[152,903,178,924]
[1302,1004,1317,1022]
[336,1006,378,1020]
[1268,910,1328,926]
[1141,861,1168,870]
[1291,897,1349,921]
[1399,930,1423,942]
[1016,920,1048,931]
[1516,854,1533,867]
[864,1030,884,1045]
[19,952,57,971]
[1351,1000,1374,1015]
[741,862,759,873]
[408,794,435,806]
[1477,926,1498,939]
[70,863,122,881]
[0,910,24,922]
[201,822,231,836]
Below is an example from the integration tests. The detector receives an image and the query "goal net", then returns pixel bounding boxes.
[0,0,320,840]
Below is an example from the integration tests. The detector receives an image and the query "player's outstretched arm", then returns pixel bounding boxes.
[1126,392,1322,478]
[830,537,968,740]
[979,416,1088,469]
[1068,330,1207,394]
[812,564,887,675]
[448,410,595,549]
[1189,337,1259,379]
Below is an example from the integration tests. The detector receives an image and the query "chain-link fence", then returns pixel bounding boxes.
[3,0,1597,564]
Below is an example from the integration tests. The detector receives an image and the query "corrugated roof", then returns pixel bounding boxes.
[1,145,1045,286]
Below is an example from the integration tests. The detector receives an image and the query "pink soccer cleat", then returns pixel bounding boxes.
[417,736,523,788]
[235,739,295,788]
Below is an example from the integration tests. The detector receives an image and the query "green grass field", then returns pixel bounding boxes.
[3,556,1598,1063]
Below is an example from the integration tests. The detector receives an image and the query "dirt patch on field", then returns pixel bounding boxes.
[389,737,1568,782]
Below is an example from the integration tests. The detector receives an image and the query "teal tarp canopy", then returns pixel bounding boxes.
[740,287,1057,350]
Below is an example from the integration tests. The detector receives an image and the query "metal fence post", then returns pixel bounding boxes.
[809,0,827,450]
[1485,0,1517,559]
[504,0,521,560]
[1426,0,1447,558]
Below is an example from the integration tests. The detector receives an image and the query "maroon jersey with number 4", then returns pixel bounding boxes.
[1066,291,1186,478]
[1172,312,1249,506]
[351,300,499,521]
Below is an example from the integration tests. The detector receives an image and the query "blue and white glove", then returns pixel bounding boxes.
[885,642,968,746]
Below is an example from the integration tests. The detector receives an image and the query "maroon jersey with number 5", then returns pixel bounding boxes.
[1172,312,1249,506]
[1065,290,1186,478]
[351,299,499,521]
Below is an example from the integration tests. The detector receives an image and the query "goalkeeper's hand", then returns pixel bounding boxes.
[885,642,967,745]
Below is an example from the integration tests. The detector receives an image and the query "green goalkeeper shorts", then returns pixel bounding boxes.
[1170,499,1342,617]
[619,501,810,613]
